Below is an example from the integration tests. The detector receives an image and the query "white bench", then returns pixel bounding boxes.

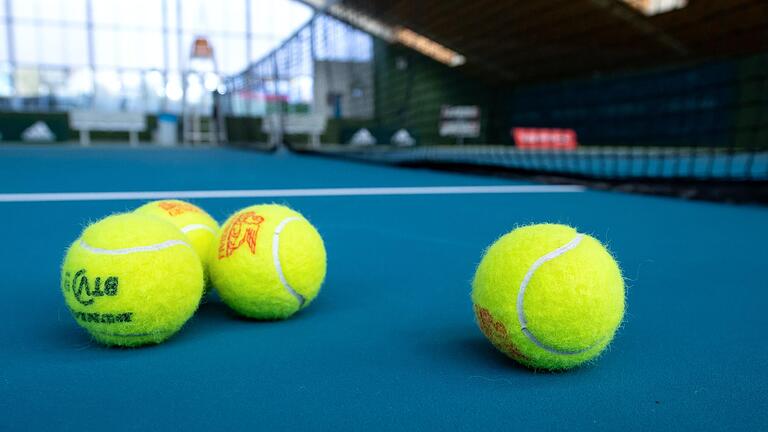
[69,111,146,146]
[262,113,326,148]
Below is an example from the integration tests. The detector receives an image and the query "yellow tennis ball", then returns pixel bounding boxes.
[134,199,219,261]
[472,223,625,370]
[61,213,204,347]
[209,204,327,320]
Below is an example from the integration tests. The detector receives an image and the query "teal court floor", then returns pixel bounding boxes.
[0,145,766,430]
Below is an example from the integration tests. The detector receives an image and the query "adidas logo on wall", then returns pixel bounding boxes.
[391,129,415,147]
[22,121,55,142]
[349,128,376,146]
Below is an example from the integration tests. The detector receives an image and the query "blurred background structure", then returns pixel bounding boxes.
[0,0,766,200]
[0,0,312,113]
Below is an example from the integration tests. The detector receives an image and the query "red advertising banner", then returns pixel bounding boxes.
[512,127,579,150]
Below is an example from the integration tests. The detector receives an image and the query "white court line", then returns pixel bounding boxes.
[0,185,584,203]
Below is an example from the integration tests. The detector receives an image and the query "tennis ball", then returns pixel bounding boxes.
[209,204,326,319]
[134,199,219,262]
[472,223,625,370]
[61,213,204,347]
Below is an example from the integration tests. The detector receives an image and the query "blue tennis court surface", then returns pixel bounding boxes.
[1,146,766,431]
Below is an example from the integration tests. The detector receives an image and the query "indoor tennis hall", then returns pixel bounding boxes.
[0,0,766,430]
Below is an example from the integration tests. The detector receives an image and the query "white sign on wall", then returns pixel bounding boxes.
[439,105,480,139]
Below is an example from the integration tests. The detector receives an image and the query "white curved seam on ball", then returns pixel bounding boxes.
[181,224,217,234]
[79,239,192,255]
[516,233,599,356]
[273,217,306,307]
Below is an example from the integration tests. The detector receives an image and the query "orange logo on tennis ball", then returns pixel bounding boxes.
[474,305,529,361]
[158,201,203,216]
[218,212,265,259]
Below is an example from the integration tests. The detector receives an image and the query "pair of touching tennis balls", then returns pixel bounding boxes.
[61,201,624,370]
[61,201,326,347]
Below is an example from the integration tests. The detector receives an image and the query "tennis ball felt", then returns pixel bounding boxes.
[61,213,204,347]
[472,223,624,370]
[209,204,326,320]
[135,200,218,291]
[134,200,218,262]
